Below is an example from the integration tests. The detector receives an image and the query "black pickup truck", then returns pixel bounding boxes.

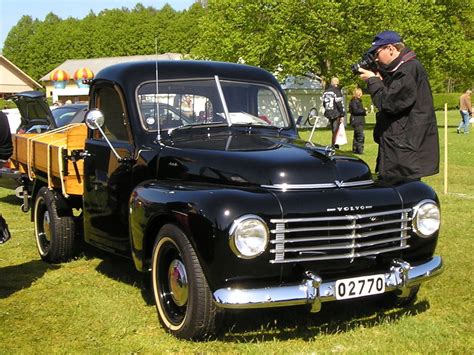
[19,60,443,340]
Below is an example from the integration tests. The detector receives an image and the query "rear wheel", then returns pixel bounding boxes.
[151,224,217,339]
[34,187,76,263]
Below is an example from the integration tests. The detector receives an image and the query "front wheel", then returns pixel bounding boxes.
[34,187,76,263]
[151,224,217,340]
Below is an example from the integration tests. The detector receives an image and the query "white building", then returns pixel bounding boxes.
[0,55,42,99]
[40,53,183,103]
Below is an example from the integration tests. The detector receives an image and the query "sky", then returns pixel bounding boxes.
[0,0,196,51]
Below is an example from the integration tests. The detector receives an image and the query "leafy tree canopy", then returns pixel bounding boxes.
[2,0,472,92]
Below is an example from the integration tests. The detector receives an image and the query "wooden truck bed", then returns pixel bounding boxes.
[10,124,87,196]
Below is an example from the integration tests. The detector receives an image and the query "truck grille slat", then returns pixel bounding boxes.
[269,208,412,264]
[270,217,410,234]
[269,245,411,264]
[271,235,411,253]
[269,227,410,244]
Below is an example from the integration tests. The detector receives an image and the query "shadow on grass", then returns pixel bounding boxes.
[216,297,430,341]
[84,245,155,306]
[0,192,22,206]
[86,248,430,341]
[0,259,60,298]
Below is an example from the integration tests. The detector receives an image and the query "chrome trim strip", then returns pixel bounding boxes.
[273,236,411,253]
[270,219,409,233]
[269,227,410,244]
[213,256,443,310]
[269,244,410,263]
[261,179,374,190]
[341,180,375,187]
[270,208,412,224]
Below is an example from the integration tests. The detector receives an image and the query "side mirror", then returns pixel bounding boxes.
[84,109,122,162]
[85,109,105,130]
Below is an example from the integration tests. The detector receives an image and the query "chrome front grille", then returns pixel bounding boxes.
[269,208,412,264]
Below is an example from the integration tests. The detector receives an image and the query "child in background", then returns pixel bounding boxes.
[349,88,367,154]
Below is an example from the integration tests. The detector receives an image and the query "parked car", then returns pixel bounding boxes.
[8,91,87,133]
[0,92,87,183]
[50,103,88,127]
[1,108,22,133]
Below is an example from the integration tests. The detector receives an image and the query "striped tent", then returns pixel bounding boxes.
[50,69,70,81]
[73,67,94,81]
[50,69,70,89]
[73,67,94,88]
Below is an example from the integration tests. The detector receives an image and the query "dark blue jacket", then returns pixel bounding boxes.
[0,112,13,161]
[367,48,439,180]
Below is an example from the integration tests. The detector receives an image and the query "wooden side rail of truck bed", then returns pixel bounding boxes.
[10,124,87,197]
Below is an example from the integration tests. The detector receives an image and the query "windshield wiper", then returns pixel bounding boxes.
[167,122,228,135]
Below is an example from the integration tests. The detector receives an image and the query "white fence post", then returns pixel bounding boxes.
[444,103,448,195]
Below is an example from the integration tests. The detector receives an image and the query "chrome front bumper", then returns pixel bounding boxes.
[213,256,443,312]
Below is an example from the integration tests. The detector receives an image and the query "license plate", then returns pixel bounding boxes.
[335,274,385,300]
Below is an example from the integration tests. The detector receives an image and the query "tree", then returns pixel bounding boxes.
[3,16,40,79]
[2,0,472,91]
[192,0,473,91]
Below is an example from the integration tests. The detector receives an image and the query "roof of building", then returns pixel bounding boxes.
[281,75,323,90]
[0,55,43,91]
[40,53,183,82]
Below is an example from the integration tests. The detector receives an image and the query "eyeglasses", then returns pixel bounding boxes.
[375,46,389,58]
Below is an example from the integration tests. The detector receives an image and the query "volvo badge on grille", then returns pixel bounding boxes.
[327,205,373,212]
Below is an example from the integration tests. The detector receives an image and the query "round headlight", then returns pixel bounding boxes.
[229,215,269,259]
[413,200,440,237]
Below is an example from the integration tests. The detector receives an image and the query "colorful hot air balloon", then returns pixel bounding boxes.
[50,69,70,89]
[73,67,94,88]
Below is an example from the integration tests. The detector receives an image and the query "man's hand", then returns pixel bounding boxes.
[358,68,381,81]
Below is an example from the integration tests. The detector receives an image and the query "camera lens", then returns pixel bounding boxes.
[350,63,361,75]
[350,53,376,75]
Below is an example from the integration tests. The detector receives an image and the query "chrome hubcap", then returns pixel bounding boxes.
[42,211,51,242]
[168,259,188,306]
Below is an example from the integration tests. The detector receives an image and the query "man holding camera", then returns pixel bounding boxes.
[358,31,439,182]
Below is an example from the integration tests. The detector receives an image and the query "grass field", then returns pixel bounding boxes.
[0,111,473,353]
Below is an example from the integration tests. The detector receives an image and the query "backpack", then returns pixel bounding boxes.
[322,90,340,119]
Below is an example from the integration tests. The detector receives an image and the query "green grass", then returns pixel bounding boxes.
[0,111,473,353]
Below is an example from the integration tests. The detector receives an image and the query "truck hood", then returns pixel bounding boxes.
[158,132,372,188]
[7,91,56,131]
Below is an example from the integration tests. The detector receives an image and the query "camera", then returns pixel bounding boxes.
[351,52,377,75]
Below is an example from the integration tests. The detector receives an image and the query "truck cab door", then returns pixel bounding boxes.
[83,84,135,255]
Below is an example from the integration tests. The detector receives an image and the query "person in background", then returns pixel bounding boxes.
[0,111,13,168]
[456,89,472,134]
[349,88,367,154]
[0,111,13,244]
[358,30,439,181]
[322,77,345,147]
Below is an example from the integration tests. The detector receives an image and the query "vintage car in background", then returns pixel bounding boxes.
[9,60,443,340]
[8,91,87,133]
[0,92,87,182]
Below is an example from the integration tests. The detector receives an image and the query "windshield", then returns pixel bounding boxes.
[136,78,289,131]
[52,105,86,126]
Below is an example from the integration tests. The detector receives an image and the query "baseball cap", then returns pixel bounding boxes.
[367,31,402,53]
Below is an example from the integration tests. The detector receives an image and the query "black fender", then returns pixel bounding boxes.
[129,179,283,291]
[394,180,440,262]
